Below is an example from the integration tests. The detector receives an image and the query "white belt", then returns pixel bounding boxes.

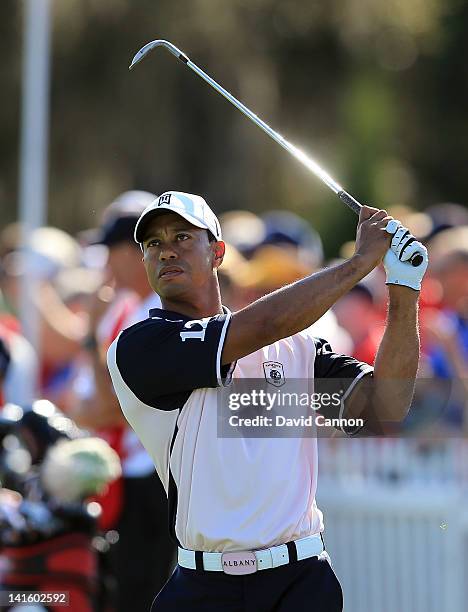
[178,534,324,575]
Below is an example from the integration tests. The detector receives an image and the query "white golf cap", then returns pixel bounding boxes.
[134,191,222,243]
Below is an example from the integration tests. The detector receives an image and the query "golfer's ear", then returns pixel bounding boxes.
[213,241,225,268]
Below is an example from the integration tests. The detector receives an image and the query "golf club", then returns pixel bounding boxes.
[129,40,424,267]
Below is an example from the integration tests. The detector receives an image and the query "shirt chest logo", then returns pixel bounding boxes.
[263,361,285,387]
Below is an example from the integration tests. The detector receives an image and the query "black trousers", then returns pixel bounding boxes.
[151,554,343,612]
[108,472,176,612]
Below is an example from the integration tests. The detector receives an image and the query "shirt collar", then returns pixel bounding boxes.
[148,305,231,319]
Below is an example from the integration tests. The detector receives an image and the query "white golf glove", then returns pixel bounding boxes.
[383,220,429,291]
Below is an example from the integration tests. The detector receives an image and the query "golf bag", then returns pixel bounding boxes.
[0,402,120,611]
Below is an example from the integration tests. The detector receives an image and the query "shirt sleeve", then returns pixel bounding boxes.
[108,312,233,407]
[313,337,373,435]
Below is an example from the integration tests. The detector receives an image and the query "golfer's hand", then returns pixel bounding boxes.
[354,205,393,270]
[383,245,428,291]
[382,220,429,290]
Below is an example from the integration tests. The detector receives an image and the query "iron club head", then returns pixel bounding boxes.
[129,39,189,70]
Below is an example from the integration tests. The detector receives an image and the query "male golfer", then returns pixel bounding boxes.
[107,191,428,611]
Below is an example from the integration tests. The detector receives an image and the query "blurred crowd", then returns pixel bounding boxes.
[0,191,468,609]
[220,201,468,435]
[1,194,468,430]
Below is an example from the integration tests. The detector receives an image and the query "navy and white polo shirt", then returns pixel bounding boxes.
[107,306,372,553]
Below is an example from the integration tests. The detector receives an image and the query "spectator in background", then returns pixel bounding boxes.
[235,245,352,354]
[0,226,90,402]
[333,284,384,366]
[424,202,468,240]
[261,210,324,270]
[220,208,352,353]
[0,320,38,406]
[236,244,312,302]
[219,208,323,268]
[0,336,11,405]
[0,223,21,322]
[69,191,175,612]
[0,232,39,405]
[216,242,249,311]
[423,248,468,429]
[219,210,267,258]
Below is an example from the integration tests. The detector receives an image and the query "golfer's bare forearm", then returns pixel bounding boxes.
[223,254,373,364]
[375,286,420,378]
[371,285,419,420]
[343,286,419,426]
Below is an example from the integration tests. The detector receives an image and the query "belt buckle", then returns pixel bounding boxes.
[221,551,257,575]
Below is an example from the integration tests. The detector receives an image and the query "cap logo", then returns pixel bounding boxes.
[158,194,171,206]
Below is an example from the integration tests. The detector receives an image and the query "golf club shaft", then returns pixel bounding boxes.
[129,40,423,266]
[130,40,358,211]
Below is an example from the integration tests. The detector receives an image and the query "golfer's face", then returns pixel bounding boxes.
[142,212,217,300]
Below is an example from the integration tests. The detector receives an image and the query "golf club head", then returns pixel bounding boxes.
[129,39,189,70]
